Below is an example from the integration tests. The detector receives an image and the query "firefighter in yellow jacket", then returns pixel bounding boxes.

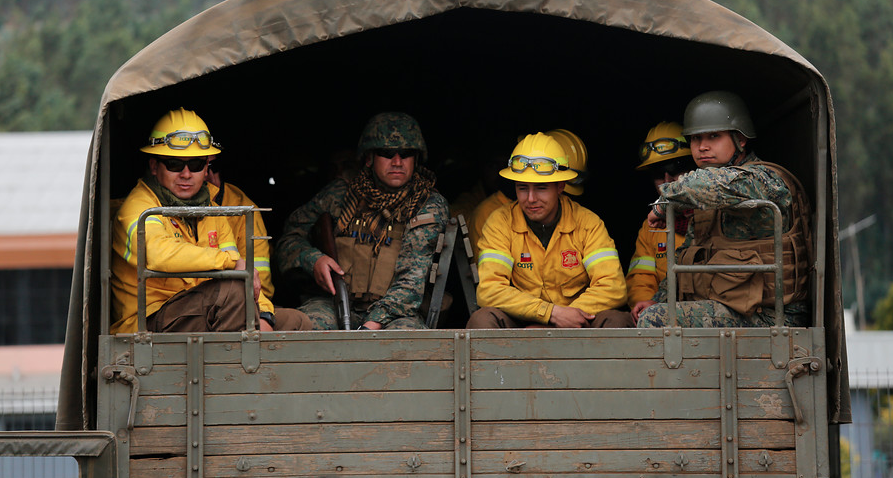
[110,108,309,334]
[626,121,696,321]
[206,154,275,300]
[467,133,633,328]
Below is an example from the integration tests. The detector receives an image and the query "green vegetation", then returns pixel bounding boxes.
[2,0,893,327]
[0,0,217,130]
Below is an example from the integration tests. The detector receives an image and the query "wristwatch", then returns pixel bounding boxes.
[259,311,276,328]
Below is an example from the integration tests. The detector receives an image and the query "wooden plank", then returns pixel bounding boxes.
[131,451,454,476]
[470,449,795,474]
[471,359,786,390]
[131,423,454,455]
[470,420,795,450]
[134,391,454,426]
[469,335,781,360]
[136,358,782,396]
[470,389,794,420]
[150,336,455,365]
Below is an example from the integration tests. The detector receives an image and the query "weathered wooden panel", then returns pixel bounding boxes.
[470,449,795,474]
[470,420,795,450]
[137,361,454,395]
[468,333,795,360]
[131,423,455,455]
[131,451,454,476]
[143,335,456,365]
[471,359,786,390]
[134,391,455,426]
[471,389,793,420]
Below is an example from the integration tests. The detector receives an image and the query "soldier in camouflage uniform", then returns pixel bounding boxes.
[275,112,449,330]
[637,91,812,328]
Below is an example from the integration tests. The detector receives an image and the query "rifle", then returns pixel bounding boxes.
[312,212,352,330]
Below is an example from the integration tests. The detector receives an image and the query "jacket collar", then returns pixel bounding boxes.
[511,194,577,234]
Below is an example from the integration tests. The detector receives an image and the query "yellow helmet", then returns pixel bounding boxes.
[546,129,588,195]
[636,121,691,170]
[500,133,578,183]
[140,107,222,157]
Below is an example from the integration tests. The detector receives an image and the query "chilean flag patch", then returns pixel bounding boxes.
[657,242,666,253]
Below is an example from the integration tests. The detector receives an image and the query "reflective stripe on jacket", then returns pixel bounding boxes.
[625,218,685,307]
[111,179,273,334]
[476,195,627,324]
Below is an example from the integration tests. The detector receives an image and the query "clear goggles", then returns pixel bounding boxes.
[508,155,569,175]
[148,130,218,150]
[638,137,689,161]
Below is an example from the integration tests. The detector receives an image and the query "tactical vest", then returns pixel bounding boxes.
[677,162,812,315]
[334,212,436,310]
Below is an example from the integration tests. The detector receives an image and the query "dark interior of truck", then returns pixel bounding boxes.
[102,7,819,324]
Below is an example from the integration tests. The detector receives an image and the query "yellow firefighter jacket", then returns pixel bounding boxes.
[476,195,627,324]
[110,179,273,334]
[468,190,512,261]
[214,182,274,299]
[625,218,685,308]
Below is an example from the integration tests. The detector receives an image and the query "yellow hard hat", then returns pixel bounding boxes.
[546,129,588,195]
[500,133,578,183]
[636,121,691,170]
[140,107,222,157]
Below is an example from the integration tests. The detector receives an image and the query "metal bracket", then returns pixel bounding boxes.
[759,450,774,470]
[187,336,205,478]
[406,454,421,471]
[453,214,480,315]
[133,332,153,375]
[100,364,140,430]
[663,328,683,368]
[720,330,739,478]
[506,459,526,473]
[785,356,823,424]
[241,330,260,373]
[674,452,689,470]
[454,332,471,477]
[769,326,790,369]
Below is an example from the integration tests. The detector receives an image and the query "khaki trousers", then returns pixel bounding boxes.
[466,306,635,329]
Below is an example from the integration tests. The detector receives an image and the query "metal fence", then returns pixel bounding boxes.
[841,369,893,478]
[0,387,78,478]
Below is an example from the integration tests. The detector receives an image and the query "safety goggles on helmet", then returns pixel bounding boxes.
[148,130,217,150]
[638,137,689,162]
[373,148,419,159]
[156,156,208,173]
[509,155,569,175]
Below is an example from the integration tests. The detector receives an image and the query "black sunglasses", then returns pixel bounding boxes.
[374,148,418,159]
[648,158,693,180]
[156,156,208,173]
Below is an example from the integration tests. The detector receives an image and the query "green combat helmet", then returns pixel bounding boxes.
[358,112,428,162]
[682,90,756,139]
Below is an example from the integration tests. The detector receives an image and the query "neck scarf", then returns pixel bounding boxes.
[336,165,437,254]
[143,173,211,238]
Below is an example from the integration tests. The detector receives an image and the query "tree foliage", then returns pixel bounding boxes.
[0,0,217,130]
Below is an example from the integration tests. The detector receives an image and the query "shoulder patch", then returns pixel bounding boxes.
[409,213,436,229]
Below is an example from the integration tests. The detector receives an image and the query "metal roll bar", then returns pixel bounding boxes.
[664,199,785,327]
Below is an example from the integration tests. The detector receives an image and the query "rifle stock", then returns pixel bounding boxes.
[313,212,352,330]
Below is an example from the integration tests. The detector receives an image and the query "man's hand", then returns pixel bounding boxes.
[631,300,657,323]
[647,210,666,229]
[549,305,595,328]
[234,259,262,300]
[313,255,344,295]
[361,321,382,330]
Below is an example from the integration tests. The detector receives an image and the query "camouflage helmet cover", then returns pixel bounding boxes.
[358,112,428,162]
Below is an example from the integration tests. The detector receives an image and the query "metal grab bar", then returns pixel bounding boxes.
[136,205,268,332]
[664,199,785,327]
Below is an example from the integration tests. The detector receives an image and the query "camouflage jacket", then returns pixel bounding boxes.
[276,177,449,326]
[651,152,809,324]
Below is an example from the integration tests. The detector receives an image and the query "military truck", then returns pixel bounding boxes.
[0,0,850,476]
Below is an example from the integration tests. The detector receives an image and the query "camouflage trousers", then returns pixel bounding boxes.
[636,299,809,328]
[298,296,428,330]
